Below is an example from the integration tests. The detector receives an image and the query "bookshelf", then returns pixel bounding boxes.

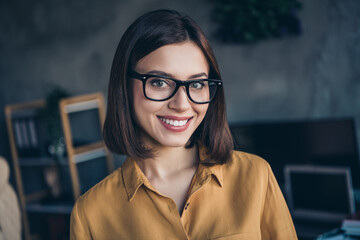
[5,100,74,240]
[5,93,114,239]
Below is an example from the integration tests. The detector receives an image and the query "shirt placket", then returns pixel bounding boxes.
[180,170,213,239]
[142,183,189,240]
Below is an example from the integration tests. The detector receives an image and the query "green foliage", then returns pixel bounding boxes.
[211,0,303,43]
[39,86,70,144]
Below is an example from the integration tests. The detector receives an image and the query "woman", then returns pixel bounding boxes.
[70,9,297,240]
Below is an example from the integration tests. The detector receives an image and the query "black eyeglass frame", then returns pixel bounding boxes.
[129,70,222,104]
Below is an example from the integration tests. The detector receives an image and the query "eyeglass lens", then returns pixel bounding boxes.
[145,76,217,103]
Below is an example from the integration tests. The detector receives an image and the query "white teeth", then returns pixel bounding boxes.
[160,117,189,127]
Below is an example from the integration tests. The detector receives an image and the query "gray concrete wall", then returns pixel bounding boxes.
[1,0,360,162]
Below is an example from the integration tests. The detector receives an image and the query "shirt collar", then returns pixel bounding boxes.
[122,144,223,202]
[122,157,151,202]
[198,143,223,187]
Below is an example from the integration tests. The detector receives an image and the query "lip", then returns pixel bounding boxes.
[157,115,193,132]
[157,115,193,121]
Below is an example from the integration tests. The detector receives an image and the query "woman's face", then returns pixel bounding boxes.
[132,41,210,148]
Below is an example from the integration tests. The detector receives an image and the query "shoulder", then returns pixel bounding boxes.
[219,150,272,192]
[226,150,270,174]
[70,166,126,239]
[73,165,126,212]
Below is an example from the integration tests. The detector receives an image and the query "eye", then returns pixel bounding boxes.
[149,78,170,88]
[189,81,205,89]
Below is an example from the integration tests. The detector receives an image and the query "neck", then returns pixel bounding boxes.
[135,144,199,181]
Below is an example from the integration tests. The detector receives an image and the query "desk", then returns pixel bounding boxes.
[294,218,341,240]
[317,229,358,240]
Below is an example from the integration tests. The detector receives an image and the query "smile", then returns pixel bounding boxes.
[159,117,189,126]
[157,116,193,132]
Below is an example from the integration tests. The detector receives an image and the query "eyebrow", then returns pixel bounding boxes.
[146,70,208,79]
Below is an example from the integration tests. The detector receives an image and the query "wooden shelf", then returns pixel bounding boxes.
[18,157,69,166]
[26,202,73,214]
[5,94,113,240]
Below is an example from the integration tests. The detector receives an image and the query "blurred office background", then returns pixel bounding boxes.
[1,0,359,154]
[0,0,360,239]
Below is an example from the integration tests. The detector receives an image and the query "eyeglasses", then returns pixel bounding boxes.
[129,71,222,104]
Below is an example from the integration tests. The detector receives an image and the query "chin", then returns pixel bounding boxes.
[157,137,190,148]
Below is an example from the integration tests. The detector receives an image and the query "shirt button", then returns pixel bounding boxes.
[184,202,190,210]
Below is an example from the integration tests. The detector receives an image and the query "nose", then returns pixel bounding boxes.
[168,86,191,112]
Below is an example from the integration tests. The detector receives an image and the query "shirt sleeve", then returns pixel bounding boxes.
[70,199,91,240]
[260,162,298,240]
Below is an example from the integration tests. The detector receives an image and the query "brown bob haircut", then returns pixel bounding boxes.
[103,9,233,165]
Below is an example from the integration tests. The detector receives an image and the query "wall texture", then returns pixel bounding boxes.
[1,0,360,162]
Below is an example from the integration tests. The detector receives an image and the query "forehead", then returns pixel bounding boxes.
[134,41,209,78]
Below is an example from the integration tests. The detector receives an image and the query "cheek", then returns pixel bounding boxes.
[132,85,164,124]
[132,80,143,103]
[132,82,149,125]
[195,104,209,121]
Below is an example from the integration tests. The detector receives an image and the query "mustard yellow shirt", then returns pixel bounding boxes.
[70,150,297,240]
